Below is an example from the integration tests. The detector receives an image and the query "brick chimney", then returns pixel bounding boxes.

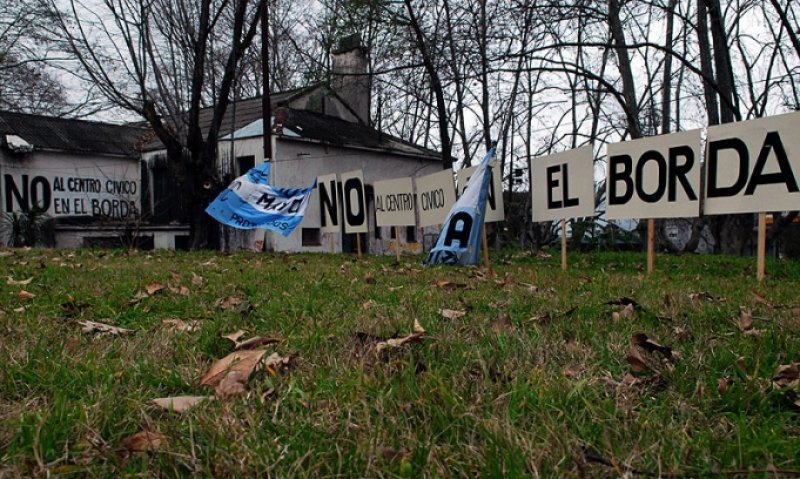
[327,34,371,125]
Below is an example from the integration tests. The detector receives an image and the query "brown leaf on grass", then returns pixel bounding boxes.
[13,306,25,313]
[121,431,165,452]
[198,349,267,387]
[611,311,621,323]
[16,290,35,300]
[440,309,466,320]
[214,296,245,310]
[772,363,799,389]
[145,283,166,296]
[434,280,466,290]
[717,377,731,394]
[520,283,539,293]
[362,300,376,310]
[626,346,650,373]
[380,447,411,463]
[737,308,754,331]
[495,274,517,289]
[751,290,774,309]
[562,365,584,378]
[606,297,640,309]
[263,352,293,375]
[6,276,33,286]
[621,303,635,320]
[222,330,246,344]
[235,336,281,351]
[673,326,691,341]
[491,312,513,334]
[161,319,202,332]
[215,370,247,397]
[151,396,212,413]
[364,271,376,284]
[191,272,203,287]
[632,333,672,359]
[170,271,181,282]
[79,320,133,336]
[376,322,426,354]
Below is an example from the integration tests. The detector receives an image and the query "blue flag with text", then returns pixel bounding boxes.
[425,147,495,265]
[205,162,316,237]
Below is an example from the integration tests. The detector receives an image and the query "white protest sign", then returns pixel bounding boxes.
[458,161,504,223]
[704,111,800,215]
[374,177,415,227]
[317,173,340,233]
[414,169,456,227]
[531,146,596,222]
[340,169,368,234]
[606,129,702,219]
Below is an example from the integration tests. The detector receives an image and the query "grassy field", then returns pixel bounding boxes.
[1,247,799,477]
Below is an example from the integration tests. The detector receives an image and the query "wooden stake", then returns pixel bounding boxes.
[393,226,401,262]
[561,219,567,271]
[329,233,334,254]
[481,224,491,272]
[356,233,362,259]
[757,212,766,281]
[647,218,655,274]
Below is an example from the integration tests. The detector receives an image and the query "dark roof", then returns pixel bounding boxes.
[0,111,148,157]
[277,108,440,160]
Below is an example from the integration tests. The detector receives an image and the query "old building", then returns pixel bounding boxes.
[0,111,189,248]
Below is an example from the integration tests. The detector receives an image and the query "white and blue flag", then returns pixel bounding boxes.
[425,146,496,266]
[206,162,316,237]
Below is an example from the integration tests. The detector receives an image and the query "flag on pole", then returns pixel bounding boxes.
[205,162,316,237]
[425,146,496,265]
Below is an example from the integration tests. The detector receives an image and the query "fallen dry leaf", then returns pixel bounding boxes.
[214,296,245,310]
[151,396,212,413]
[611,311,621,323]
[16,290,35,300]
[79,320,133,336]
[6,276,33,286]
[191,272,203,287]
[717,377,731,394]
[235,336,281,351]
[737,308,754,331]
[376,334,425,354]
[435,280,466,290]
[13,306,25,313]
[161,319,202,332]
[263,352,293,375]
[772,363,799,389]
[215,370,247,397]
[121,431,165,452]
[413,319,425,334]
[198,349,267,387]
[626,346,650,373]
[222,330,246,344]
[440,309,466,320]
[364,272,376,284]
[621,303,635,320]
[751,290,774,309]
[491,312,513,334]
[145,283,166,296]
[633,333,672,358]
[562,365,584,378]
[362,300,377,310]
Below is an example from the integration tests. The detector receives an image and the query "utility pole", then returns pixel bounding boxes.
[260,0,272,162]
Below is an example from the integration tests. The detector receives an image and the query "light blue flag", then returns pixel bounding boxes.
[425,147,496,265]
[206,162,316,237]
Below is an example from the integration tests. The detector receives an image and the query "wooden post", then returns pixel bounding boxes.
[757,212,766,281]
[393,226,401,262]
[647,218,655,274]
[356,233,362,259]
[561,219,567,271]
[481,225,491,272]
[329,234,334,254]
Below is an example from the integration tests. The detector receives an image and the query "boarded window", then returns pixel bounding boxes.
[302,228,321,247]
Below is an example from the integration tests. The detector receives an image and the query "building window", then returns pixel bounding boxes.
[302,228,321,247]
[406,226,416,243]
[236,155,255,176]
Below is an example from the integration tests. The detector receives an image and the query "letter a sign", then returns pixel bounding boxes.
[704,111,800,215]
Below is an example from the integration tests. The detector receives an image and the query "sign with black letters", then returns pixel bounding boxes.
[531,146,596,222]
